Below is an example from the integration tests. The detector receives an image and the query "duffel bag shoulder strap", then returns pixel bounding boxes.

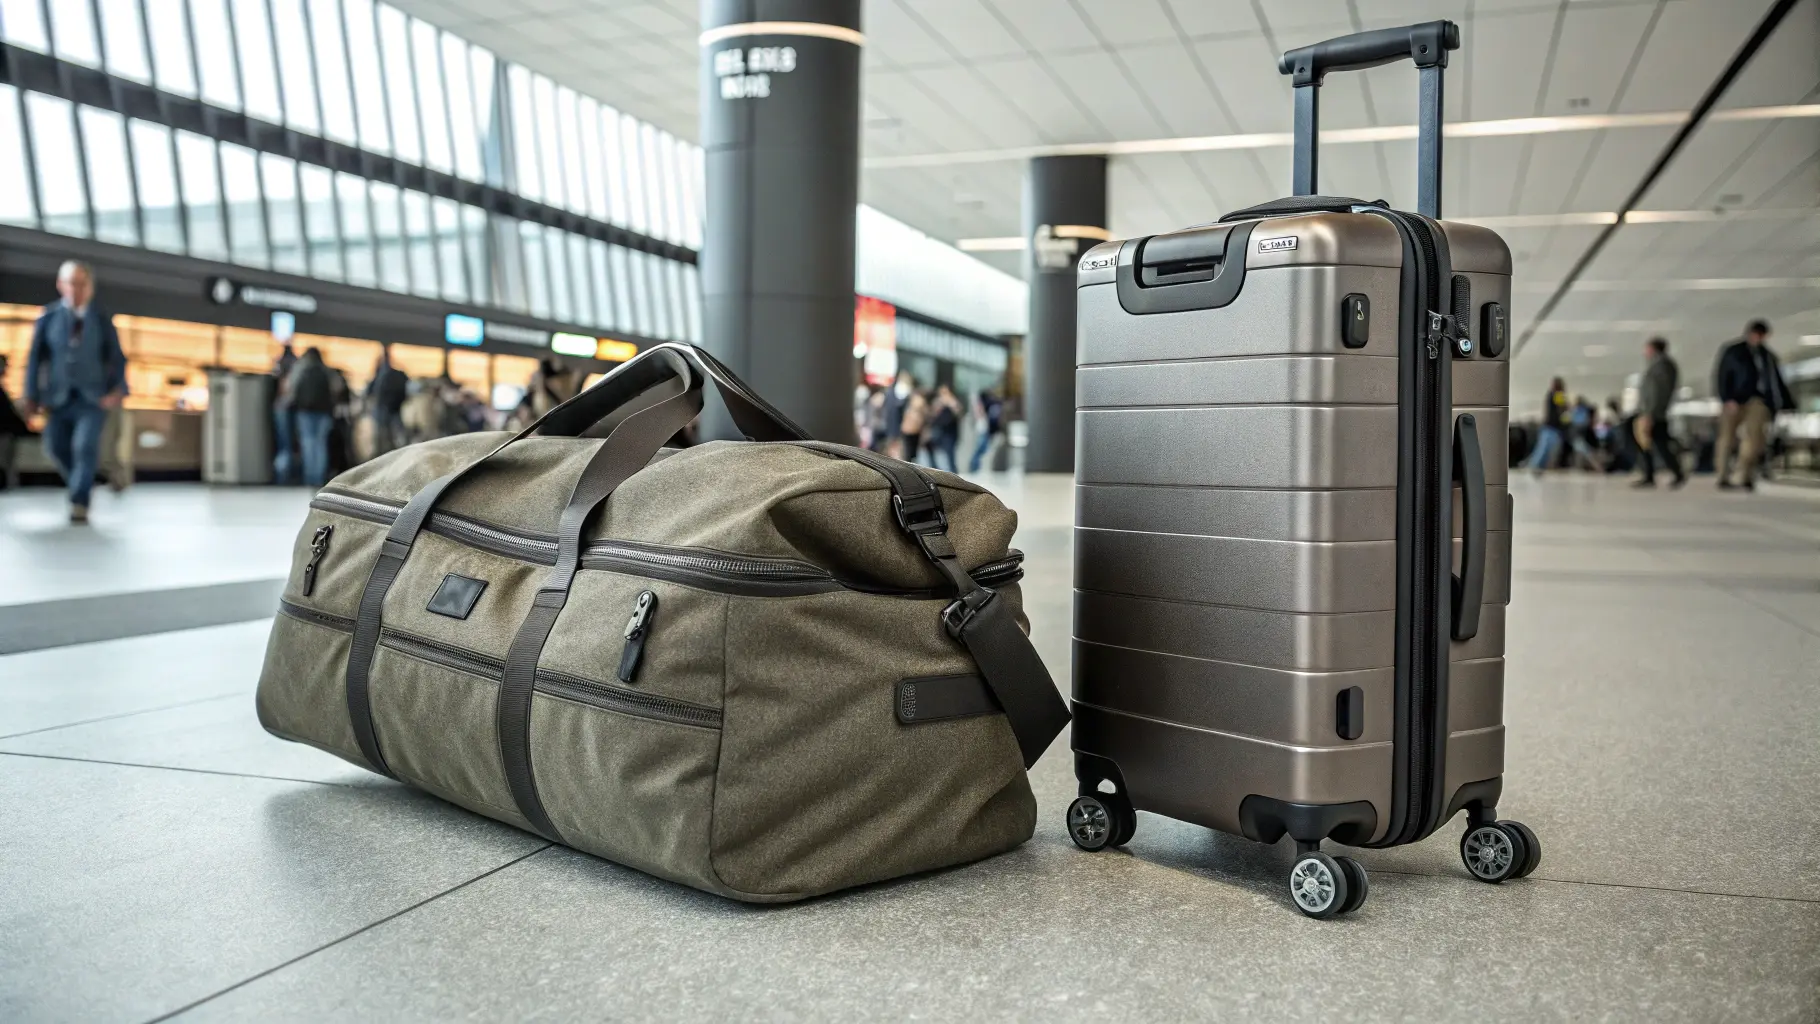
[791,441,1070,768]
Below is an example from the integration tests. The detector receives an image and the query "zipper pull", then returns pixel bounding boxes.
[302,524,333,597]
[1425,310,1455,360]
[617,590,658,683]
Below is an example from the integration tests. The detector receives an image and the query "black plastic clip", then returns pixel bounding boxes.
[941,587,997,640]
[892,492,947,534]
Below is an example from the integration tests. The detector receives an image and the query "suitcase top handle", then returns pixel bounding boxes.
[1278,21,1458,87]
[1278,21,1460,218]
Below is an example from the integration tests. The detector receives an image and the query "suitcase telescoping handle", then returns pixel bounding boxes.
[1278,20,1460,218]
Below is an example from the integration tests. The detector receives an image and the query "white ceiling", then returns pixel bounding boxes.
[389,0,1820,407]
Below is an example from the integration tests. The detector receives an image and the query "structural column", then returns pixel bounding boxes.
[1021,155,1107,473]
[699,0,863,442]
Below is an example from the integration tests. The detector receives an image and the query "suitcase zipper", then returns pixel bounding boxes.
[1387,211,1451,845]
[278,600,722,729]
[308,489,1024,598]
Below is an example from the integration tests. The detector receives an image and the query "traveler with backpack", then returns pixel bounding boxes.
[286,348,336,487]
[366,349,409,456]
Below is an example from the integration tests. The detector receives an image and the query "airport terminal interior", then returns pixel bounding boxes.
[2,0,1818,1020]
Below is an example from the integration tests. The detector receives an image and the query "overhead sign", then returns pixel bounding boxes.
[550,332,597,358]
[484,321,551,346]
[595,339,639,363]
[444,314,485,346]
[270,310,295,343]
[205,276,318,314]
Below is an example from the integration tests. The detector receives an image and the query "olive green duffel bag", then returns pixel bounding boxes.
[256,343,1070,901]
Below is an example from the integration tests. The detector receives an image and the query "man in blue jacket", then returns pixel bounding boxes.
[23,261,128,523]
[1711,319,1794,491]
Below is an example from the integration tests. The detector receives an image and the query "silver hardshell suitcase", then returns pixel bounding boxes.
[1066,20,1538,918]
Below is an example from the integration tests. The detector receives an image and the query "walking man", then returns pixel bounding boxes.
[1712,319,1794,491]
[1633,338,1685,488]
[23,261,127,523]
[1527,377,1570,476]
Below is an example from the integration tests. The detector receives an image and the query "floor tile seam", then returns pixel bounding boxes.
[0,749,365,789]
[1705,584,1820,640]
[1361,866,1820,905]
[0,691,248,740]
[142,843,555,1024]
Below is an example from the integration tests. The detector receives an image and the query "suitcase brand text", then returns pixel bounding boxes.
[1258,235,1299,252]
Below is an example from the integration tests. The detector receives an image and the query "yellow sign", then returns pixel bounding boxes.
[596,338,639,362]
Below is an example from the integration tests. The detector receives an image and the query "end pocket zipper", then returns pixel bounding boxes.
[302,524,333,596]
[617,590,657,683]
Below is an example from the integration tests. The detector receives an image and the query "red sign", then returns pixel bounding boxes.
[854,295,898,386]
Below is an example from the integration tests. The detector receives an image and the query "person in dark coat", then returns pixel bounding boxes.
[286,348,337,487]
[1711,319,1794,490]
[1633,338,1685,488]
[23,260,128,523]
[1526,377,1570,475]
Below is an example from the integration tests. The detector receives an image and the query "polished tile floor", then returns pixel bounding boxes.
[2,475,1817,1022]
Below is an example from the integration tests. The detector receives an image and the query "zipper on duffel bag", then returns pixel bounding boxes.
[278,600,722,729]
[308,489,1024,598]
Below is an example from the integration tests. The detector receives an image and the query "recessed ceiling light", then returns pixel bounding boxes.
[1802,335,1820,346]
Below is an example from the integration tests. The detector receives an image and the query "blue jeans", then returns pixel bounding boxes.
[45,397,109,507]
[295,411,334,487]
[969,430,998,473]
[272,406,297,484]
[1527,426,1564,471]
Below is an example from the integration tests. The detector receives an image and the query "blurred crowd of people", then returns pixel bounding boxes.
[269,347,586,487]
[856,370,1007,474]
[1520,319,1798,492]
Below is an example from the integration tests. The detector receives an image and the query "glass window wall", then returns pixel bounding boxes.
[175,130,226,258]
[262,153,305,274]
[144,0,197,97]
[1,0,51,51]
[25,93,87,237]
[189,0,239,109]
[48,0,102,67]
[271,0,319,134]
[410,19,451,172]
[299,162,340,279]
[7,0,717,345]
[306,0,356,144]
[402,188,437,298]
[230,0,281,121]
[377,4,419,164]
[369,179,407,292]
[97,0,151,82]
[0,87,36,226]
[342,0,390,153]
[129,119,182,251]
[220,141,266,266]
[80,107,137,245]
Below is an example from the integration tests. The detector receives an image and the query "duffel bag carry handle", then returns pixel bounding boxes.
[536,343,810,444]
[1279,20,1459,217]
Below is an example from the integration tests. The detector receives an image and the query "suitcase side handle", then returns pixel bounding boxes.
[1279,20,1459,218]
[1451,412,1487,641]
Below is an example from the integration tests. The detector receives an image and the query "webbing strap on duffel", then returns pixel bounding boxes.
[494,380,701,842]
[791,441,1071,768]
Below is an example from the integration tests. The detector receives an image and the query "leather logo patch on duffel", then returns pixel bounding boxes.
[426,574,488,620]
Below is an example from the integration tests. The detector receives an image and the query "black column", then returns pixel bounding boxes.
[1022,155,1107,473]
[700,0,862,442]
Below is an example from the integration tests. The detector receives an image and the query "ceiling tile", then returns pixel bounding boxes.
[1072,0,1178,46]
